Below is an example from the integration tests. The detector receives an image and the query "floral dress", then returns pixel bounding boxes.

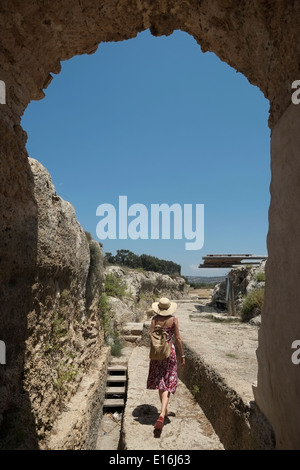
[146,316,178,394]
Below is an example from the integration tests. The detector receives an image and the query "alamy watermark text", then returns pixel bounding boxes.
[0,341,6,364]
[96,196,204,250]
[291,340,300,364]
[0,80,6,104]
[291,81,300,104]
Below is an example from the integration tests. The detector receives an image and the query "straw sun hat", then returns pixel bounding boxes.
[152,297,177,316]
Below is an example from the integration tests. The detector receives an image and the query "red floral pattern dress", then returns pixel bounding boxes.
[147,316,178,394]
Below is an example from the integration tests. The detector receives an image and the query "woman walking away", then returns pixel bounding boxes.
[146,297,185,430]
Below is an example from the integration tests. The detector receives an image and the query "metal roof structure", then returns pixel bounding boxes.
[199,254,267,269]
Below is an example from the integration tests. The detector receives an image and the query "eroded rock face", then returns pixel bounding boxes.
[103,265,187,331]
[104,265,187,301]
[29,158,90,282]
[1,0,300,449]
[0,159,105,448]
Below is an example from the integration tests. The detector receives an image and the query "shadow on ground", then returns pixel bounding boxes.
[132,404,176,438]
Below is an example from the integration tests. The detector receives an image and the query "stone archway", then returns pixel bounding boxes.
[1,0,300,449]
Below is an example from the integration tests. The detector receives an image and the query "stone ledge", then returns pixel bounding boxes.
[44,347,110,450]
[179,344,275,450]
[122,323,144,336]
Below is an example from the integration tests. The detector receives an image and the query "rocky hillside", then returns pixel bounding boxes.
[100,265,188,344]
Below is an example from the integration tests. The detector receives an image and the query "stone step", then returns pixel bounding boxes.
[106,375,127,383]
[106,386,126,395]
[123,335,141,343]
[189,312,239,323]
[122,322,144,336]
[108,365,127,373]
[103,398,125,408]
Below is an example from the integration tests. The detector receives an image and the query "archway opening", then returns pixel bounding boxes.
[21,29,270,277]
[2,1,300,450]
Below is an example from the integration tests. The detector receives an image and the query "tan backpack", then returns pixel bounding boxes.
[149,319,171,361]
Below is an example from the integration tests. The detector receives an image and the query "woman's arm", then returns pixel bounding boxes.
[149,316,156,335]
[174,317,185,367]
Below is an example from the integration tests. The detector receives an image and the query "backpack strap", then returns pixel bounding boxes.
[153,315,167,326]
[162,317,175,328]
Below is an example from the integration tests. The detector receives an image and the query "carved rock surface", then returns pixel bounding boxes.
[0,159,105,449]
[1,0,300,450]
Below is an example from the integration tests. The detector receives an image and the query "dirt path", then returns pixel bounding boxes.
[121,346,224,451]
[97,290,261,450]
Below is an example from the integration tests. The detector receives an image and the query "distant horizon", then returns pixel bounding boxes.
[102,244,266,278]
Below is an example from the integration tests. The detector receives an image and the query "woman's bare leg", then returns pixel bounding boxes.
[154,390,170,429]
[158,390,170,418]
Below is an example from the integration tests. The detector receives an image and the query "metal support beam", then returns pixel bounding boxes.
[199,254,267,269]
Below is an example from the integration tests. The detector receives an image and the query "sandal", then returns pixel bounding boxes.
[154,416,164,430]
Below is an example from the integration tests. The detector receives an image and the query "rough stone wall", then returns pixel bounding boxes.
[1,0,300,449]
[1,1,299,126]
[253,103,300,450]
[0,159,105,449]
[179,345,275,450]
[44,348,110,450]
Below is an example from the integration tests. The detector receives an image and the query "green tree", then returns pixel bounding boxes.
[104,249,181,276]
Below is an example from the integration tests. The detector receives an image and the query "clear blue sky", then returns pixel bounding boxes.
[21,29,270,277]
